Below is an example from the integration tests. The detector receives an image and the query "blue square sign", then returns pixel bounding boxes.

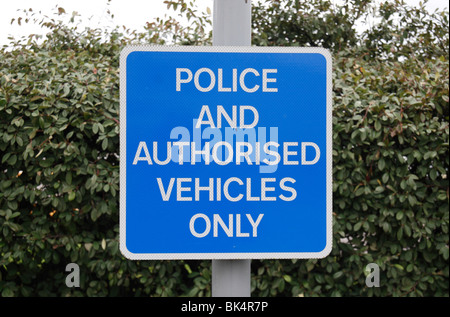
[120,46,332,259]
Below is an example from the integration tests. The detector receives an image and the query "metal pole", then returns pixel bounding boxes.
[211,0,252,297]
[212,260,251,297]
[212,0,251,46]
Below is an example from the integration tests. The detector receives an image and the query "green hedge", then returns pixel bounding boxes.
[0,0,448,296]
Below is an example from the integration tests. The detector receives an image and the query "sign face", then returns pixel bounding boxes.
[120,46,332,259]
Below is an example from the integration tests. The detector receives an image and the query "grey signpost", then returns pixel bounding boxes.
[211,0,252,297]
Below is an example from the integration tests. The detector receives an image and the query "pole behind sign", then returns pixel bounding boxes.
[211,0,252,297]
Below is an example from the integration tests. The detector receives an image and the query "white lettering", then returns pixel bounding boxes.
[262,69,278,92]
[247,214,264,237]
[279,177,297,201]
[217,105,237,129]
[301,142,321,165]
[240,68,260,93]
[194,68,216,92]
[218,68,231,92]
[223,177,244,202]
[196,105,216,128]
[214,214,233,237]
[176,68,278,93]
[132,141,152,165]
[156,178,175,201]
[190,214,211,238]
[190,213,264,238]
[177,178,192,201]
[239,105,259,128]
[236,142,253,165]
[176,68,192,91]
[283,142,299,165]
[155,177,298,202]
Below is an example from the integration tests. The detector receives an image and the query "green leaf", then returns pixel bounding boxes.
[408,195,417,206]
[394,264,404,271]
[68,191,76,201]
[102,138,108,150]
[333,271,344,279]
[355,186,365,196]
[2,180,12,189]
[7,154,17,165]
[378,158,386,171]
[2,287,14,297]
[39,158,54,168]
[283,275,292,283]
[66,171,72,185]
[397,227,403,240]
[374,186,384,194]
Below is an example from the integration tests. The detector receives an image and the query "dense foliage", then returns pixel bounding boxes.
[0,0,448,296]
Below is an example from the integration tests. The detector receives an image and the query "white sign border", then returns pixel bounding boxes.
[119,45,332,260]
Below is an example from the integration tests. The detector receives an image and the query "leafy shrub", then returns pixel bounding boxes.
[0,0,448,296]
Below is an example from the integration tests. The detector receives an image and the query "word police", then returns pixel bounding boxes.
[176,68,278,93]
